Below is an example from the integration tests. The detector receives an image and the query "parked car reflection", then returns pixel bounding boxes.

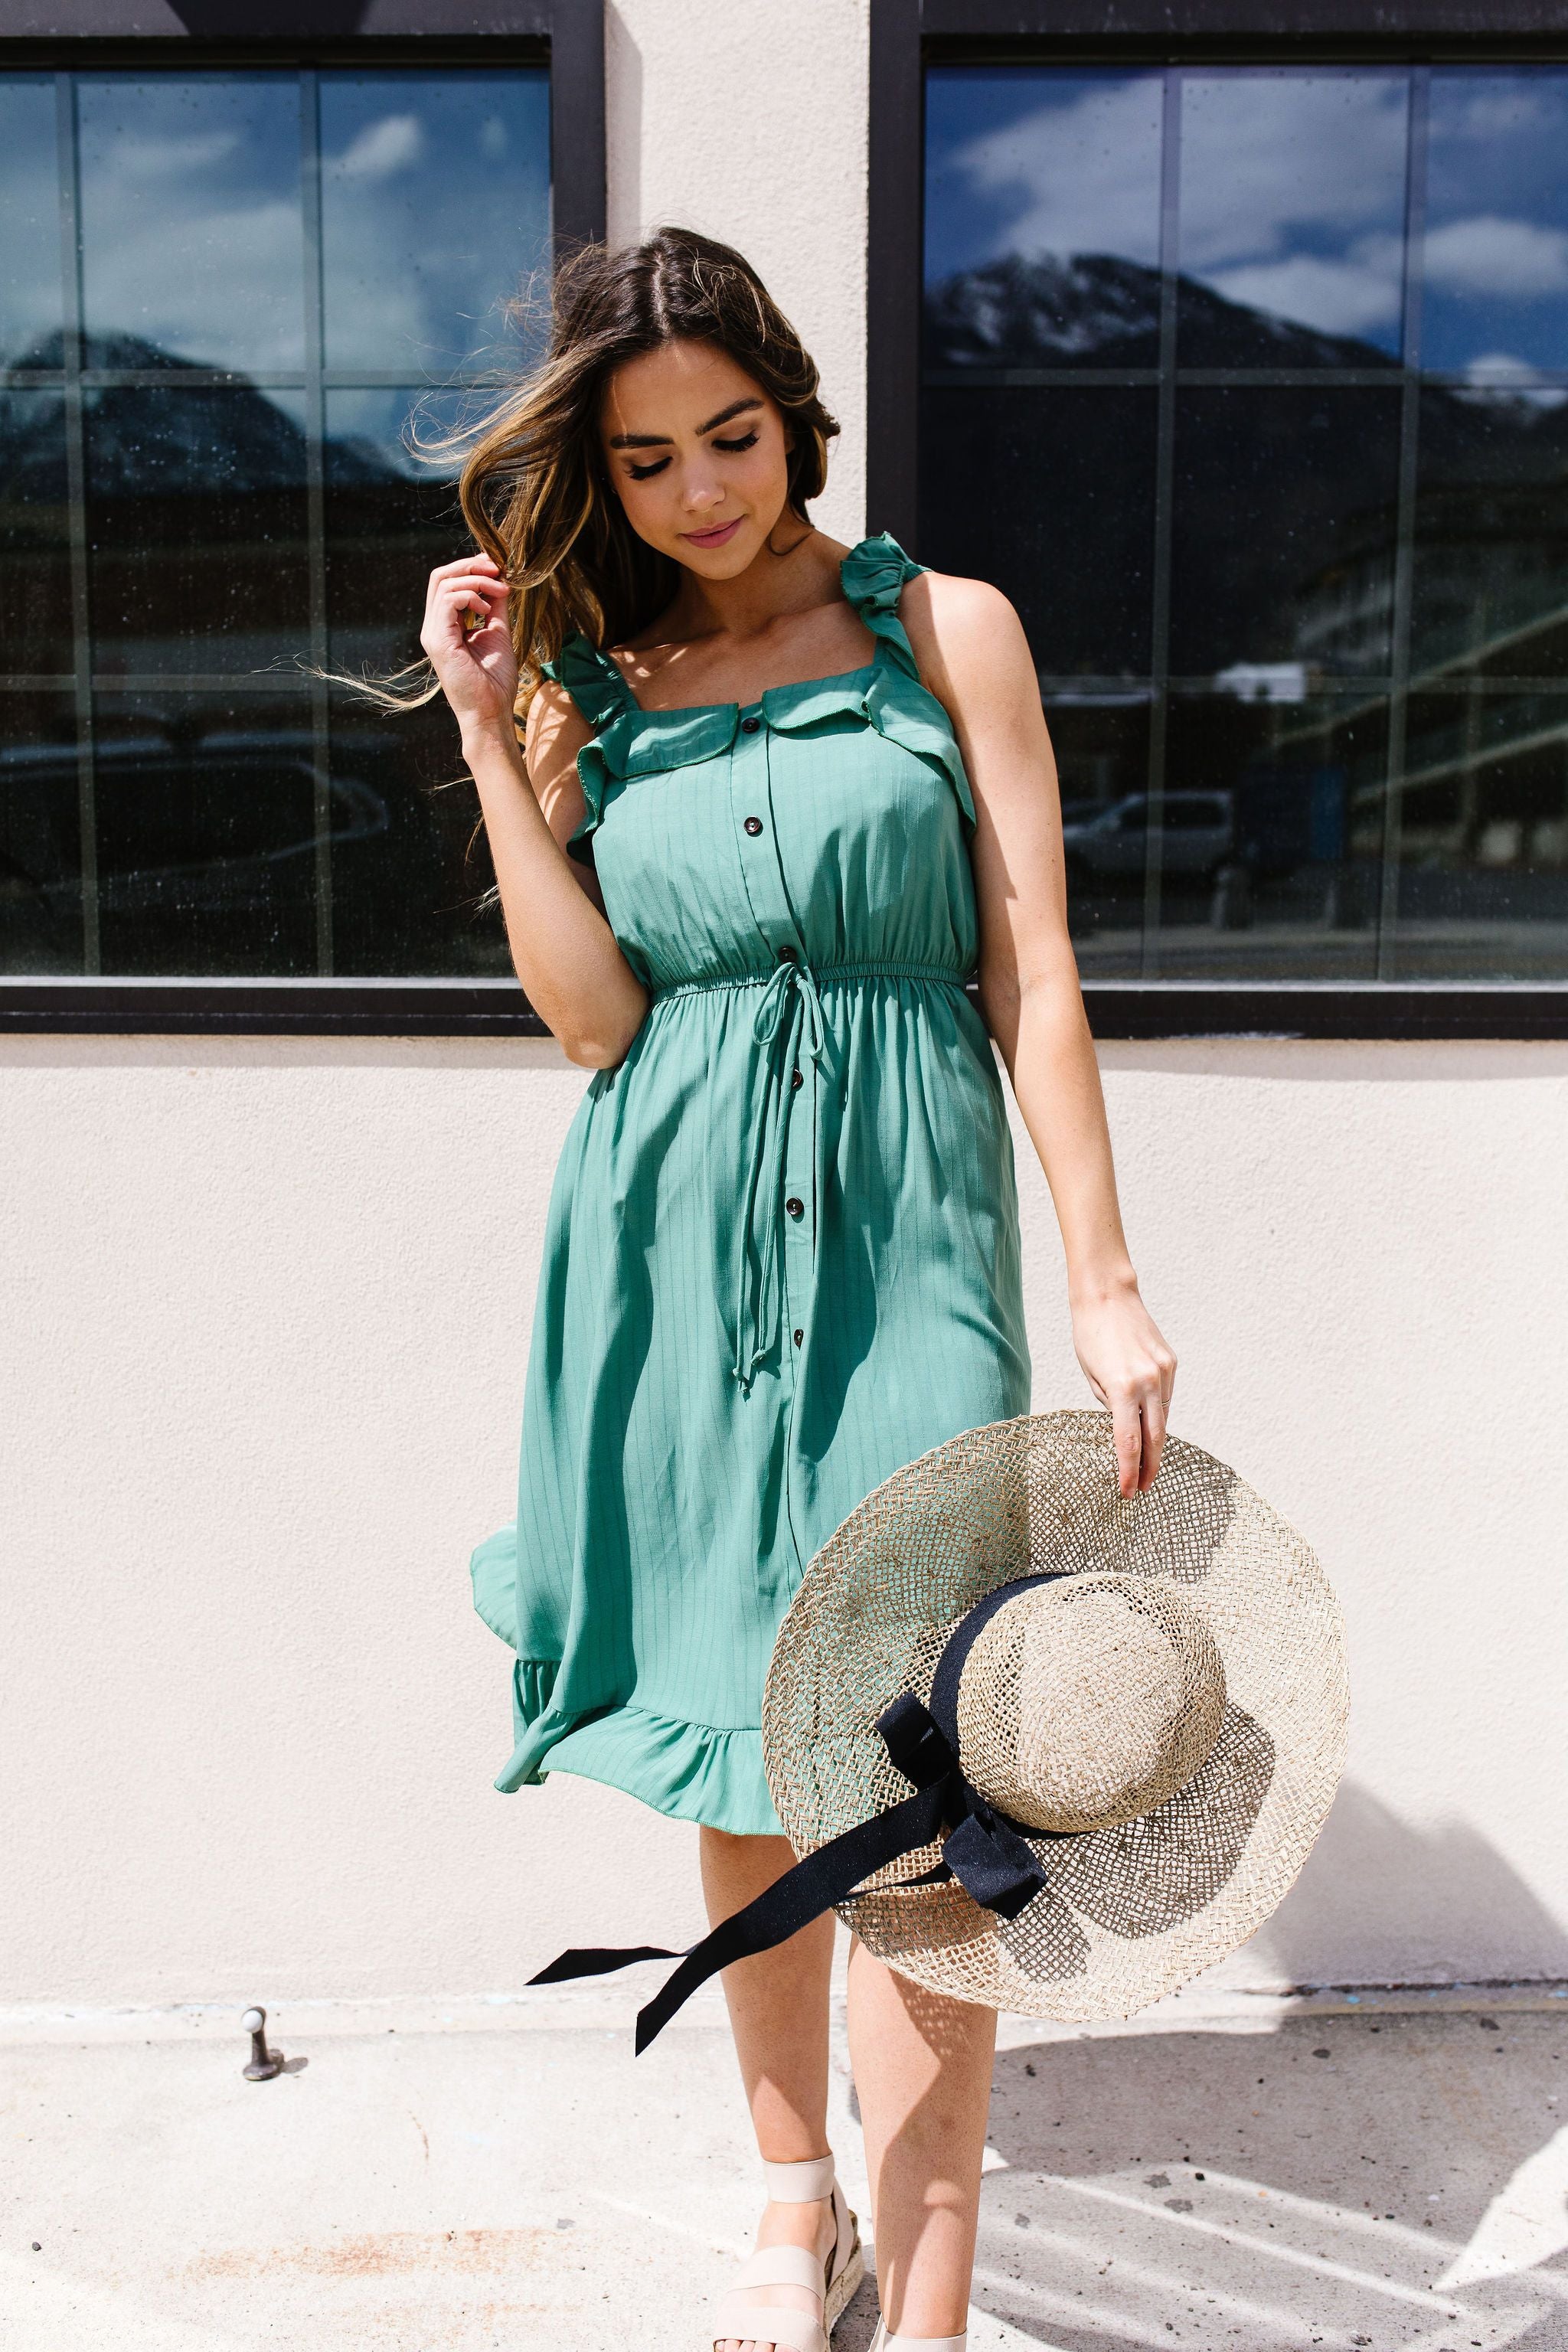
[2,724,389,975]
[1062,792,1236,894]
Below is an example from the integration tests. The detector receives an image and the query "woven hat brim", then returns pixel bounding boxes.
[761,1411,1349,2023]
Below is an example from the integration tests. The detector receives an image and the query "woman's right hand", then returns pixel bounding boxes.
[420,550,519,738]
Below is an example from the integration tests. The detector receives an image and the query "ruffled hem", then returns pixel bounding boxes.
[470,1521,521,1645]
[544,1707,782,1836]
[469,1524,783,1835]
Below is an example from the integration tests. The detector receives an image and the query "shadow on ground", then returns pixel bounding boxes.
[5,2004,1567,2350]
[954,2008,1568,2351]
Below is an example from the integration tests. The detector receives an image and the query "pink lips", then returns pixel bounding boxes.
[682,517,743,548]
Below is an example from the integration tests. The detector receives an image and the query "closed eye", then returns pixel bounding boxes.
[626,428,760,480]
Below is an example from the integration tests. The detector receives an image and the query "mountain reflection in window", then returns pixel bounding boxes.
[923,65,1568,984]
[0,66,548,982]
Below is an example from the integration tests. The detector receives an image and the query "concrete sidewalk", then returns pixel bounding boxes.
[4,1983,1567,2352]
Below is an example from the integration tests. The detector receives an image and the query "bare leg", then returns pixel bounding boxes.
[846,1935,996,2340]
[702,1826,838,2352]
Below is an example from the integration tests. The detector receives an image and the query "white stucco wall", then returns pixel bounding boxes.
[4,0,1566,2010]
[603,0,869,544]
[5,1035,1567,2007]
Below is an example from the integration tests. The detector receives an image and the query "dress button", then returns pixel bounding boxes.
[790,1065,803,1090]
[785,1196,804,1220]
[792,1328,804,1348]
[743,815,763,837]
[741,714,761,733]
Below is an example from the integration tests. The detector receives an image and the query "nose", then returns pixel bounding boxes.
[680,463,724,514]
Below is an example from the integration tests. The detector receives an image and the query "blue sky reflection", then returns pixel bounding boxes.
[60,70,547,383]
[927,64,1568,382]
[1424,70,1568,381]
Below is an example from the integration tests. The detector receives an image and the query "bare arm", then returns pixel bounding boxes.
[901,572,1177,1498]
[420,553,648,1068]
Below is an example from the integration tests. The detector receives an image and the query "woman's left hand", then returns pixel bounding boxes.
[1070,1282,1178,1498]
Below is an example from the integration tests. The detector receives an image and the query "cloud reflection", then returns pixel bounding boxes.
[931,64,1568,370]
[34,70,551,380]
[328,111,426,183]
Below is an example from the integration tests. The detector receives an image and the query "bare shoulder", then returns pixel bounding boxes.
[897,567,1034,706]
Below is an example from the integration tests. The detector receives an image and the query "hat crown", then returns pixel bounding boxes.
[955,1572,1227,1834]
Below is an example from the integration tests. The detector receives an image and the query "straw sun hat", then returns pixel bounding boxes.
[763,1410,1348,2023]
[534,1412,1348,2043]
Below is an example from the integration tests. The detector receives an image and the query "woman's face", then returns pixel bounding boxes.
[599,338,793,578]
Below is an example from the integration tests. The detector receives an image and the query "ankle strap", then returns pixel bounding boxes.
[870,2328,966,2352]
[762,2154,835,2202]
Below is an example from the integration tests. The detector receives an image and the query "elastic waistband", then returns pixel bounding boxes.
[653,959,967,1002]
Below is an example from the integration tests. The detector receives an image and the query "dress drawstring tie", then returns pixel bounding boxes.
[732,956,826,1390]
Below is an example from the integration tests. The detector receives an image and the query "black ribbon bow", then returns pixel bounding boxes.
[528,1573,1067,2051]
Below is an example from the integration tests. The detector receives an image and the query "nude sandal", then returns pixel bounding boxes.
[710,2154,864,2352]
[867,2328,966,2351]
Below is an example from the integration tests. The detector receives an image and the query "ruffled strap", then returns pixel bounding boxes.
[538,631,637,735]
[840,532,925,682]
[537,633,640,863]
[569,740,611,854]
[840,534,976,830]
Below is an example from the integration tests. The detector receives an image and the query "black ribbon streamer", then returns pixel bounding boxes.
[529,1573,1070,2052]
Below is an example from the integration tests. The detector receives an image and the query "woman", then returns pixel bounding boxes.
[432,229,1176,2352]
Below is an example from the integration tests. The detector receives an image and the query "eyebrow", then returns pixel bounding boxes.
[607,396,763,451]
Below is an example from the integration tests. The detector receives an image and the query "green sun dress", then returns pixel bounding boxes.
[469,534,1031,1835]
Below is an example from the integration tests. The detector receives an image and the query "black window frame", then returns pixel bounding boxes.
[0,0,603,1038]
[871,0,1568,1039]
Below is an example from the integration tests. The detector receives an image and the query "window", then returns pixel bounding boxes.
[1,8,602,1033]
[871,5,1568,1033]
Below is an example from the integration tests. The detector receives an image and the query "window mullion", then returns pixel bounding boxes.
[1140,65,1182,981]
[1377,64,1430,985]
[300,65,332,980]
[55,70,96,977]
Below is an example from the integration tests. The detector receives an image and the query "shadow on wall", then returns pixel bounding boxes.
[1249,1780,1568,1991]
[604,4,644,243]
[838,2010,1568,2351]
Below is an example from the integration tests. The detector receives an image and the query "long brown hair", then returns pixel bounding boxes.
[376,227,839,716]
